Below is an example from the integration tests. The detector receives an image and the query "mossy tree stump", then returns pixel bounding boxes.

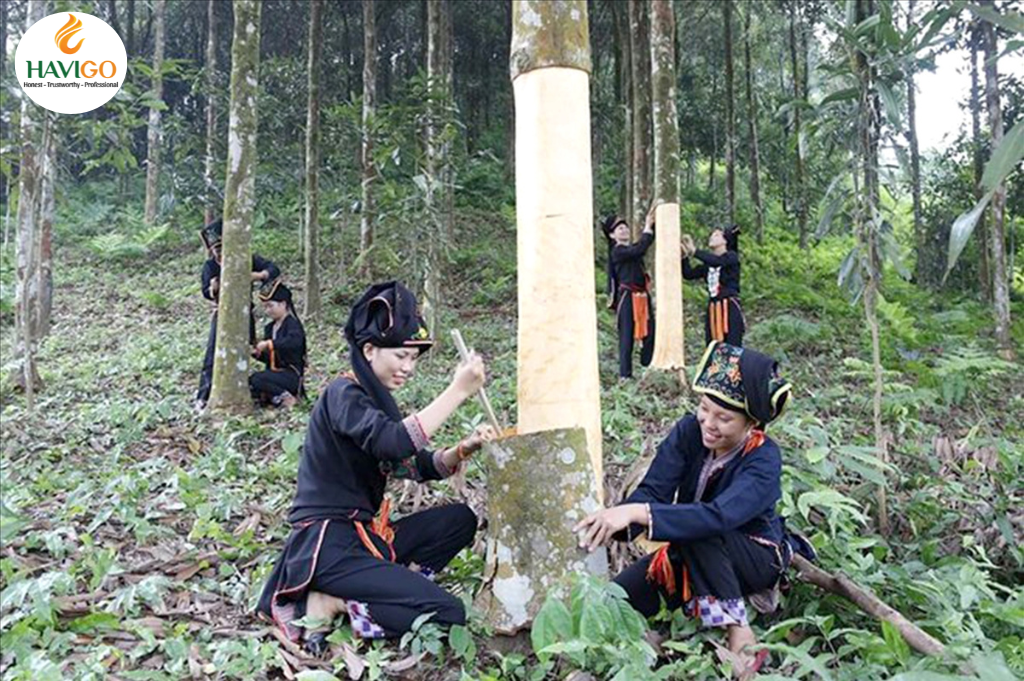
[475,428,608,634]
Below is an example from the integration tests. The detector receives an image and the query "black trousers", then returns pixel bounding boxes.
[614,532,781,619]
[309,504,477,637]
[703,298,745,347]
[616,293,655,378]
[250,370,301,404]
[196,309,257,403]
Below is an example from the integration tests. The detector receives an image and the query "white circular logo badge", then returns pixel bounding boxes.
[15,12,128,115]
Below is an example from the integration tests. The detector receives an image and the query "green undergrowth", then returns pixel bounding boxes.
[0,191,1021,680]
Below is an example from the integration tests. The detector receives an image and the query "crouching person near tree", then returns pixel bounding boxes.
[575,341,810,676]
[258,281,496,654]
[250,279,307,409]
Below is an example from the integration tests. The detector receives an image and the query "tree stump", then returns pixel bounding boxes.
[475,427,608,634]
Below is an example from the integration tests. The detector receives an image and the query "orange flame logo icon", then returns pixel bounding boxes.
[55,14,84,55]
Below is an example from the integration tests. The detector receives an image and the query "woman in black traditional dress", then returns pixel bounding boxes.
[682,225,745,346]
[258,282,495,653]
[601,207,656,379]
[575,341,813,675]
[250,279,306,408]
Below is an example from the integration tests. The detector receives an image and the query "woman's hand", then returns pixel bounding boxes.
[252,340,270,357]
[442,423,499,469]
[452,352,486,398]
[573,504,647,552]
[680,234,696,258]
[644,204,658,234]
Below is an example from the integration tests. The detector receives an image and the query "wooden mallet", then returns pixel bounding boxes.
[450,329,503,434]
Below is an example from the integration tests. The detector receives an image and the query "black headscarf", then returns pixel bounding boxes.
[258,278,298,320]
[344,282,433,420]
[723,224,741,253]
[199,218,223,252]
[692,341,791,428]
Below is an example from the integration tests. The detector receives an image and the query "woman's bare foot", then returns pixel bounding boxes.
[279,392,298,409]
[302,591,347,656]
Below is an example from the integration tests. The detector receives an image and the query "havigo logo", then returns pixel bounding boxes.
[16,12,127,115]
[56,14,85,55]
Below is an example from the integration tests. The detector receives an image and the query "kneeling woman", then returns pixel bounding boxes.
[575,342,792,673]
[258,282,494,651]
[250,280,306,408]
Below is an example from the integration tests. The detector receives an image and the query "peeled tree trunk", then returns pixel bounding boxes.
[303,0,323,319]
[648,0,684,371]
[144,0,166,226]
[209,0,262,412]
[509,0,603,483]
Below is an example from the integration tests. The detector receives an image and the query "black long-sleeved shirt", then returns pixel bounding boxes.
[617,414,783,545]
[682,249,740,300]
[289,378,447,524]
[254,315,307,376]
[201,254,280,301]
[610,232,654,301]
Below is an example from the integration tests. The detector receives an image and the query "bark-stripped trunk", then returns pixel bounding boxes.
[480,0,607,633]
[304,0,323,319]
[981,13,1014,360]
[204,0,218,225]
[628,0,651,236]
[723,0,736,226]
[359,0,376,274]
[509,0,603,476]
[743,4,764,243]
[209,0,262,412]
[144,0,166,225]
[649,0,684,371]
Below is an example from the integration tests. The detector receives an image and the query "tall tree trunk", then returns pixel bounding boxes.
[209,0,262,412]
[789,2,807,248]
[855,0,888,535]
[144,0,166,226]
[37,113,55,340]
[614,0,633,219]
[906,0,923,283]
[970,29,990,300]
[359,0,377,274]
[12,0,46,402]
[204,0,218,225]
[422,0,449,342]
[980,13,1014,360]
[509,0,603,481]
[126,0,136,56]
[629,0,651,235]
[723,0,736,226]
[649,0,684,371]
[304,0,324,319]
[743,4,764,243]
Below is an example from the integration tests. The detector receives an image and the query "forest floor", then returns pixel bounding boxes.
[1,211,1022,680]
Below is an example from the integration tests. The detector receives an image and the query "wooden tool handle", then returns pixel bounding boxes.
[450,329,503,433]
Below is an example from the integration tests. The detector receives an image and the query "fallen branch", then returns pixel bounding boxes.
[790,554,946,657]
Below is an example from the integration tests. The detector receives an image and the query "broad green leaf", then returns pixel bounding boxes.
[945,190,993,278]
[876,81,901,129]
[0,501,29,543]
[805,446,829,464]
[531,596,572,656]
[963,2,1024,34]
[820,87,860,106]
[980,118,1024,192]
[970,651,1017,681]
